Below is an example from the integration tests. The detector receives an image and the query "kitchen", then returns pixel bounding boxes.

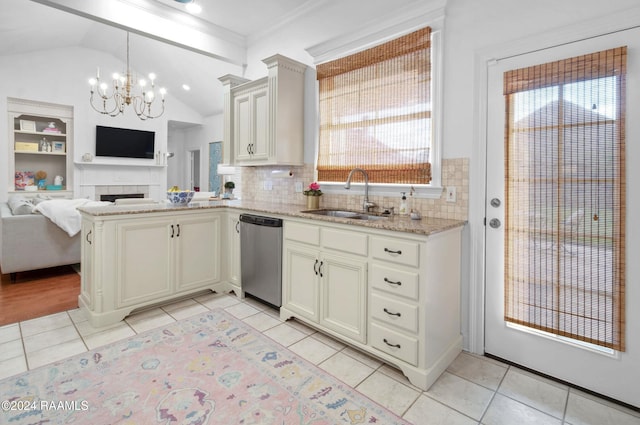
[0,0,639,419]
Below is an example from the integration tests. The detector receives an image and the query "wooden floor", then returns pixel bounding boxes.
[0,265,80,326]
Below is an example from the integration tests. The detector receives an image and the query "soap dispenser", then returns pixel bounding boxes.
[399,192,408,215]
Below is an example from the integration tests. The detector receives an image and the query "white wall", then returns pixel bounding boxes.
[0,46,203,202]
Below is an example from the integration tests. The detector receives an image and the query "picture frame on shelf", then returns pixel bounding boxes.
[52,141,66,153]
[19,120,36,132]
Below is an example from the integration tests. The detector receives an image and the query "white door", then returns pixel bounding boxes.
[485,28,640,407]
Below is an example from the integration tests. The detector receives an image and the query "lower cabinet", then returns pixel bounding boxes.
[79,210,221,327]
[281,217,463,391]
[283,222,367,343]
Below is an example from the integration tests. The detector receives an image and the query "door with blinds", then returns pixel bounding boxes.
[485,28,640,407]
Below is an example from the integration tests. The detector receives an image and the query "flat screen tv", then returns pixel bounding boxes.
[95,125,155,159]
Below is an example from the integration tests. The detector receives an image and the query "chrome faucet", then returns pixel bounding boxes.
[345,168,376,212]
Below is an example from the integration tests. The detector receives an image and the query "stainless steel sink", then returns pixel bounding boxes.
[301,209,389,221]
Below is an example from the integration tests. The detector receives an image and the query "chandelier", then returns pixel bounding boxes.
[89,32,166,120]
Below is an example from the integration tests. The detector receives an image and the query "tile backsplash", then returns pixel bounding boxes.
[238,158,468,221]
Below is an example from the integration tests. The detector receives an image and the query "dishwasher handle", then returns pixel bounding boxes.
[240,214,282,227]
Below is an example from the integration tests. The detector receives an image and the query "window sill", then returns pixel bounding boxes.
[318,182,443,199]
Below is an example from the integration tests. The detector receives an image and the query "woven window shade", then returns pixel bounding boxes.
[316,27,432,184]
[503,47,626,351]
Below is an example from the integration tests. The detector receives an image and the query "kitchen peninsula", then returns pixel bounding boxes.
[78,199,465,390]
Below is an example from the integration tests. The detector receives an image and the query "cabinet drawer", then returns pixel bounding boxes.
[284,222,320,245]
[370,263,419,299]
[370,322,418,366]
[371,293,418,333]
[322,228,368,256]
[371,237,420,267]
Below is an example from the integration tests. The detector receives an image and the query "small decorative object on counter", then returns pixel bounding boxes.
[167,186,195,204]
[303,182,323,209]
[223,181,235,199]
[399,192,408,215]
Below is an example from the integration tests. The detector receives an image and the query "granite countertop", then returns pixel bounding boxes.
[77,199,466,236]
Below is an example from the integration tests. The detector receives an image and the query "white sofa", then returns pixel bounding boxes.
[0,200,80,281]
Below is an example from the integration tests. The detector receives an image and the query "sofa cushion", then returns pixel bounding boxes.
[7,195,33,215]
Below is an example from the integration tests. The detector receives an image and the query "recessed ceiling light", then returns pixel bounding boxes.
[182,84,191,91]
[186,2,202,14]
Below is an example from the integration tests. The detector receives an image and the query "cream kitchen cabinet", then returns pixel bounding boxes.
[79,209,221,327]
[219,54,306,166]
[281,217,463,391]
[233,82,269,162]
[282,221,368,343]
[224,211,242,292]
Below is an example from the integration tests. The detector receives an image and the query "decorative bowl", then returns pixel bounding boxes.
[167,190,195,205]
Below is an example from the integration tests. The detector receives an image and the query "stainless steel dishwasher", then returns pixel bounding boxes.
[239,214,283,307]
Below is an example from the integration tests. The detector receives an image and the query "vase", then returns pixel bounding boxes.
[306,195,320,210]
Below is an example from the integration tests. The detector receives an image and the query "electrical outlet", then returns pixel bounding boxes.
[446,186,457,202]
[263,180,273,191]
[295,181,303,193]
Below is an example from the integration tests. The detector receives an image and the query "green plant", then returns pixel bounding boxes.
[224,181,235,189]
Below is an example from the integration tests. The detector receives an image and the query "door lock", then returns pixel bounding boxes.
[489,218,501,228]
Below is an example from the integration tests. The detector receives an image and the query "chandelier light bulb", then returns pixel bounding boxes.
[159,88,167,99]
[139,79,147,88]
[88,77,97,86]
[112,72,120,80]
[148,73,156,81]
[147,91,155,101]
[99,82,108,91]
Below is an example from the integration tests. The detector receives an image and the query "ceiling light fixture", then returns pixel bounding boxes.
[88,32,166,120]
[174,0,201,14]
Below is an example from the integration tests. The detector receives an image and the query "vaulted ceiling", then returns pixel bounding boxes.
[0,0,429,118]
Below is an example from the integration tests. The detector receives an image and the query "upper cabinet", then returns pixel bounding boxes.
[219,54,307,166]
[7,98,74,198]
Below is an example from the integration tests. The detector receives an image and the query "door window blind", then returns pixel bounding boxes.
[503,47,626,351]
[316,27,432,184]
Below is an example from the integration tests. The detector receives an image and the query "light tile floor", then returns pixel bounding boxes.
[1,292,639,425]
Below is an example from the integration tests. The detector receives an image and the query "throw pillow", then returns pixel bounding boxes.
[7,195,34,215]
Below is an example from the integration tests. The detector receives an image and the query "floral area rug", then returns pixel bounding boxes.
[0,309,409,424]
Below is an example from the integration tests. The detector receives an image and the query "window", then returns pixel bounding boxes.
[316,27,432,185]
[503,47,626,351]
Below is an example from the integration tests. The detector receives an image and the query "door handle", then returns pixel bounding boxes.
[235,221,240,234]
[86,230,92,245]
[319,261,324,277]
[314,259,319,275]
[176,224,180,237]
[489,218,501,229]
[170,224,175,238]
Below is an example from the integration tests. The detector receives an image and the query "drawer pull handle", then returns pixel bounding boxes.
[384,248,402,255]
[383,338,401,349]
[384,277,402,286]
[176,224,180,237]
[314,259,319,275]
[86,230,92,245]
[170,224,175,238]
[319,261,324,277]
[383,308,401,317]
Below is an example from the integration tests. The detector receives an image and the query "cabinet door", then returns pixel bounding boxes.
[226,213,241,286]
[234,93,252,161]
[115,218,173,308]
[79,220,94,309]
[320,252,368,343]
[283,243,319,322]
[175,213,220,292]
[250,87,269,161]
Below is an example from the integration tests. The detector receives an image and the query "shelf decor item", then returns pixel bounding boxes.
[303,182,322,209]
[52,141,66,153]
[19,120,36,132]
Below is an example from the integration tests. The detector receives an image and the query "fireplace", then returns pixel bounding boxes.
[100,193,145,203]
